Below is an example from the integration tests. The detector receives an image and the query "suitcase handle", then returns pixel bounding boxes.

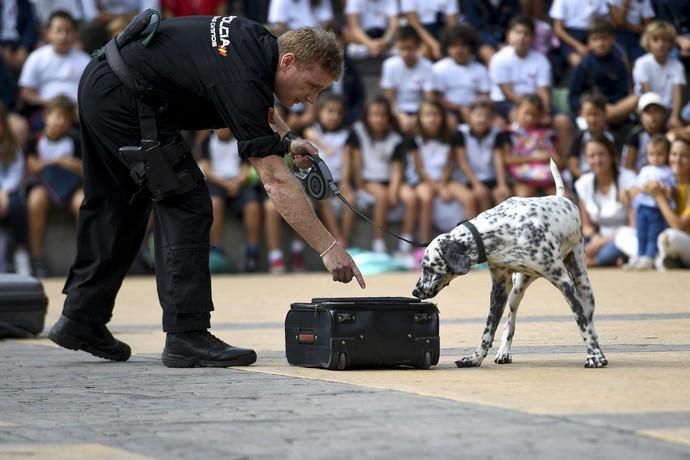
[297,331,316,344]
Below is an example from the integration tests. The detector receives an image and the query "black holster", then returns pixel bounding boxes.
[102,9,203,201]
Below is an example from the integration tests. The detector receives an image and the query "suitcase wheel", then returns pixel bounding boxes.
[417,351,432,370]
[336,352,347,371]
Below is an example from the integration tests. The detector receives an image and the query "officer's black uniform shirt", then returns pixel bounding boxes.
[120,15,283,160]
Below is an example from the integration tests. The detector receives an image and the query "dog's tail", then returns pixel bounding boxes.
[550,158,565,198]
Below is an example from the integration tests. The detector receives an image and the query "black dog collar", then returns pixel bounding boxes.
[460,221,487,264]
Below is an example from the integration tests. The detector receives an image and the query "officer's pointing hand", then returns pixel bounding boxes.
[321,243,366,289]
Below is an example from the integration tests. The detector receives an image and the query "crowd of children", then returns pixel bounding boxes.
[1,0,690,276]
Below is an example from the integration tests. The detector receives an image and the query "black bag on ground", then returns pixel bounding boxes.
[0,274,49,339]
[285,297,439,370]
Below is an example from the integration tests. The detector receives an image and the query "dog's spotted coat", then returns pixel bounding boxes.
[413,160,607,369]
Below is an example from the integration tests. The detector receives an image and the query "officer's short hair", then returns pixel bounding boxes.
[277,27,343,81]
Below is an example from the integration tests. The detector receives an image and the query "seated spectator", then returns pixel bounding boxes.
[550,0,609,69]
[344,0,399,59]
[568,92,616,181]
[456,99,512,211]
[0,0,37,73]
[198,128,263,273]
[633,20,687,130]
[31,0,98,27]
[431,24,490,127]
[0,102,30,275]
[625,134,674,269]
[458,0,520,65]
[303,93,356,248]
[404,99,469,264]
[328,27,366,125]
[25,96,83,277]
[161,0,227,18]
[0,54,29,149]
[569,18,638,127]
[623,92,668,171]
[504,95,561,197]
[18,10,90,129]
[342,95,406,254]
[93,0,161,24]
[488,16,552,121]
[268,0,334,36]
[651,134,690,269]
[652,0,690,70]
[607,0,654,62]
[380,26,434,133]
[400,0,458,60]
[575,134,637,266]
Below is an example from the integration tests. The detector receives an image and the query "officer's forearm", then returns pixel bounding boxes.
[250,155,334,254]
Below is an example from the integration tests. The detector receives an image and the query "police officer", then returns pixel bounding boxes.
[48,12,366,367]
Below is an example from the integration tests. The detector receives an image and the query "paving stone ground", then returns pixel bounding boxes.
[1,270,689,459]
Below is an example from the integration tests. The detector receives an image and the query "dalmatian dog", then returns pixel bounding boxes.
[412,160,607,369]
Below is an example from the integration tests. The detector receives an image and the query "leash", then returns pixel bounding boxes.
[294,155,430,248]
[294,154,488,259]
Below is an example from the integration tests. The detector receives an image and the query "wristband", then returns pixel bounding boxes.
[282,131,299,153]
[319,240,337,258]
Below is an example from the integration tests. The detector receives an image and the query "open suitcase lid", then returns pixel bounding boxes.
[290,296,438,312]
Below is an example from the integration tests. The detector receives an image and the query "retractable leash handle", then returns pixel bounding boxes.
[293,155,429,248]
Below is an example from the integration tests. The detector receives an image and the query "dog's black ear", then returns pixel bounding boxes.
[440,239,471,275]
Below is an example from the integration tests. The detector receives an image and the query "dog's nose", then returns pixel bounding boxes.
[412,287,421,299]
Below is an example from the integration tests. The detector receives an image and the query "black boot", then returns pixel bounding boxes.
[161,331,257,368]
[48,315,131,362]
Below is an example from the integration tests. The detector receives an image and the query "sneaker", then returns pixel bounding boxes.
[209,248,234,274]
[161,330,257,368]
[48,315,131,362]
[291,250,305,272]
[31,256,48,278]
[623,257,639,271]
[13,249,31,277]
[244,246,259,273]
[270,257,286,274]
[635,256,654,270]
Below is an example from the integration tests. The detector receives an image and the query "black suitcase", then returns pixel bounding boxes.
[285,297,439,370]
[0,274,49,339]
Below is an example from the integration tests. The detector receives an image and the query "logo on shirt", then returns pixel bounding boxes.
[210,15,236,57]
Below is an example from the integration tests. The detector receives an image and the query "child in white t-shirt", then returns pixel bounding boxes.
[345,0,399,58]
[380,26,434,133]
[267,0,334,35]
[431,24,490,128]
[626,135,675,269]
[303,93,355,248]
[399,0,458,60]
[343,95,409,254]
[633,20,687,130]
[550,0,609,68]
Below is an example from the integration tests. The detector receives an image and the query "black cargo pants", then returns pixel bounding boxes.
[62,58,213,333]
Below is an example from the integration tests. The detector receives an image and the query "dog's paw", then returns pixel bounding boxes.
[494,352,512,364]
[455,356,482,368]
[584,355,608,368]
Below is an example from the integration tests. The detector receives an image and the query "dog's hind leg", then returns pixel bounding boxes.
[456,268,511,368]
[563,244,607,368]
[495,272,536,364]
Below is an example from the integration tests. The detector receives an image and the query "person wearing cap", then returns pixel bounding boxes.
[623,92,669,171]
[48,13,366,368]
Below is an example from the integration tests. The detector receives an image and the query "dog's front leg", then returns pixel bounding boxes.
[456,268,511,368]
[495,273,536,364]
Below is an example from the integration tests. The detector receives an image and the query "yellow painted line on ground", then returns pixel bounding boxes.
[0,443,153,459]
[639,428,690,447]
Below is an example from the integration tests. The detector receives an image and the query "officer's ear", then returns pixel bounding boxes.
[279,52,296,70]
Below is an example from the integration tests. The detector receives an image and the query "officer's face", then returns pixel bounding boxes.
[275,53,333,107]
